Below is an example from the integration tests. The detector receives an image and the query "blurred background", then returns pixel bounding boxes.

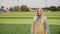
[0,0,60,34]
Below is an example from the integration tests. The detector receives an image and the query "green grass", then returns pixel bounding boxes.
[0,24,60,34]
[0,12,60,17]
[0,19,60,25]
[0,24,30,34]
[0,16,60,19]
[0,12,60,34]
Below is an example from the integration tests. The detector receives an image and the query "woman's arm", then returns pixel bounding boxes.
[44,17,50,34]
[31,16,36,34]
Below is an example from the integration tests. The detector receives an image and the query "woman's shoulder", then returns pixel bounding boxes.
[41,15,47,20]
[42,15,47,18]
[33,16,37,21]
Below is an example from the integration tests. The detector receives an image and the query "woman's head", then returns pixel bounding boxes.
[36,8,43,16]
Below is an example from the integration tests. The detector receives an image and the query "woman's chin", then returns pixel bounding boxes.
[38,15,41,16]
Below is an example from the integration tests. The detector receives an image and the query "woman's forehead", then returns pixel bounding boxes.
[37,9,43,12]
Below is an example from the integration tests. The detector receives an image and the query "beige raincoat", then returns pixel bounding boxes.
[31,15,50,34]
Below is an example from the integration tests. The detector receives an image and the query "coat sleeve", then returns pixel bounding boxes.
[44,16,50,34]
[30,16,36,34]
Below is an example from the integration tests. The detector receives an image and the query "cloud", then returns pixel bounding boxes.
[0,0,60,8]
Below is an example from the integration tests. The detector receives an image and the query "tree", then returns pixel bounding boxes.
[43,7,50,11]
[13,6,20,11]
[1,6,4,8]
[31,8,37,10]
[9,6,20,11]
[20,5,30,11]
[57,6,60,11]
[9,7,14,11]
[50,6,57,11]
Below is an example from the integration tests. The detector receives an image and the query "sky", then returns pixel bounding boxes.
[0,0,60,8]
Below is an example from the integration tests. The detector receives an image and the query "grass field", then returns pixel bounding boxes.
[0,12,60,34]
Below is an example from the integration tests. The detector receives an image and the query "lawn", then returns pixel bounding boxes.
[0,12,60,34]
[0,12,60,17]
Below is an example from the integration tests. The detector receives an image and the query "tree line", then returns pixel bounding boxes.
[9,5,30,12]
[1,5,60,12]
[43,6,60,11]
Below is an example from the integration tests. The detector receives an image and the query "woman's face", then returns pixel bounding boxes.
[37,9,43,16]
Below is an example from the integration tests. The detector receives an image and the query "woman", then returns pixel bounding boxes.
[31,8,50,34]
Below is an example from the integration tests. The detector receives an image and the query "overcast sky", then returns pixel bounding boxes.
[0,0,60,8]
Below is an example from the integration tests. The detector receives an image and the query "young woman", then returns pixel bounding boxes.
[31,8,50,34]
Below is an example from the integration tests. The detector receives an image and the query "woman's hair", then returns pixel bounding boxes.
[36,8,44,12]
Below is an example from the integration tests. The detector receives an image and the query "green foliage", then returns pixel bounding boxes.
[9,5,30,12]
[31,8,37,10]
[9,7,14,11]
[57,6,60,11]
[20,5,30,11]
[50,6,57,11]
[43,6,60,11]
[13,6,20,11]
[9,6,20,11]
[1,6,4,8]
